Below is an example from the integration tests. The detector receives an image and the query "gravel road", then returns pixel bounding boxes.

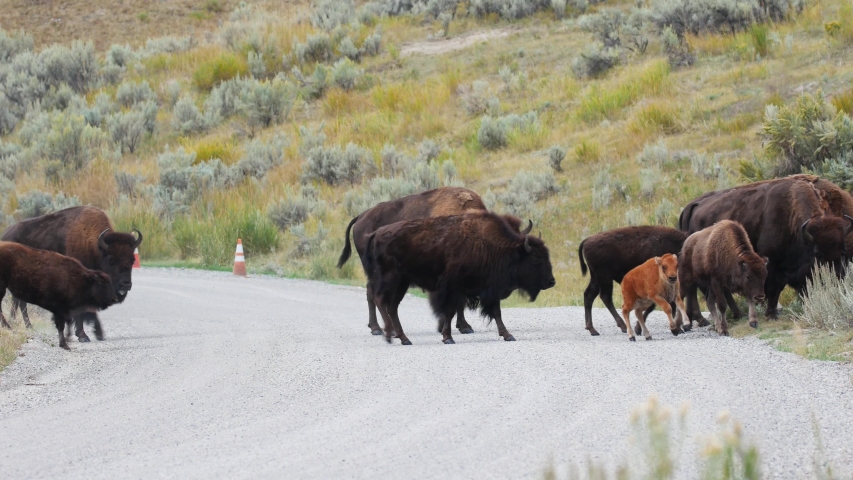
[1,268,852,479]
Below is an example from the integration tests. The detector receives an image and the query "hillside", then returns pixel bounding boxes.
[2,0,853,312]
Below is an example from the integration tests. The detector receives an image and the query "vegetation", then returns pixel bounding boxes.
[2,0,853,329]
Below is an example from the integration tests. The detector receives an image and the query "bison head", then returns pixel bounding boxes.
[86,270,119,310]
[801,216,852,277]
[655,253,679,285]
[515,222,556,301]
[97,229,143,302]
[734,254,768,305]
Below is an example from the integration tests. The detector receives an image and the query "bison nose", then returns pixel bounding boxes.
[754,294,766,302]
[546,277,556,289]
[668,276,677,283]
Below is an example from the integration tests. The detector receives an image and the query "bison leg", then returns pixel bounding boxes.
[72,313,91,343]
[387,302,411,346]
[583,280,602,336]
[708,282,729,336]
[91,315,104,341]
[366,281,383,336]
[440,311,456,344]
[622,304,636,342]
[634,304,657,336]
[455,302,474,334]
[634,306,652,340]
[484,304,514,341]
[723,290,745,320]
[53,314,71,350]
[764,278,784,321]
[598,281,628,333]
[13,299,32,329]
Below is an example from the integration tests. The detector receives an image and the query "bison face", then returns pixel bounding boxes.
[802,217,848,277]
[655,253,679,285]
[88,271,119,310]
[516,236,556,301]
[98,229,142,302]
[737,255,768,303]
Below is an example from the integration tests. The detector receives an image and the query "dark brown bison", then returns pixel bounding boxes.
[579,226,692,336]
[1,206,142,341]
[789,174,853,261]
[620,253,688,341]
[364,212,555,345]
[679,177,852,319]
[0,242,118,350]
[678,220,768,336]
[337,187,486,336]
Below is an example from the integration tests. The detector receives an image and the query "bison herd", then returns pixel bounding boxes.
[1,174,851,348]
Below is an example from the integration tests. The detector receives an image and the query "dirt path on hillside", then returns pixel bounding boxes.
[401,28,515,57]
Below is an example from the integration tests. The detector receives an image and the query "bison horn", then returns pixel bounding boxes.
[98,229,110,251]
[801,219,814,244]
[522,220,533,235]
[132,228,144,248]
[844,215,853,234]
[524,234,532,253]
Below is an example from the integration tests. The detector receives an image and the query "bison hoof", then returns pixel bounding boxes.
[458,327,474,334]
[401,339,412,345]
[645,336,653,341]
[588,329,600,336]
[671,329,680,336]
[697,319,710,327]
[629,336,636,342]
[94,332,104,341]
[749,321,758,329]
[60,342,70,350]
[384,336,392,344]
[682,324,692,332]
[370,329,383,336]
[77,335,91,343]
[443,338,455,344]
[504,335,516,342]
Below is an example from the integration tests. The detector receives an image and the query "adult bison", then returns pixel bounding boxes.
[789,174,853,261]
[365,212,556,345]
[337,187,486,336]
[0,242,118,350]
[578,226,691,336]
[678,220,768,335]
[679,177,852,320]
[1,206,142,341]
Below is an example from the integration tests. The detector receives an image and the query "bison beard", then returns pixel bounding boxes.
[0,206,141,341]
[0,242,118,350]
[336,187,487,336]
[365,212,556,345]
[679,176,852,320]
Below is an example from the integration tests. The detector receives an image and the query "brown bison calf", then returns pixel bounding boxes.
[0,242,118,350]
[620,253,688,341]
[679,220,768,336]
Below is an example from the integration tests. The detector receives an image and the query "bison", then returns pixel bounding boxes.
[620,253,688,341]
[1,206,142,341]
[365,212,556,345]
[789,174,853,262]
[678,220,768,336]
[579,226,689,336]
[0,242,118,350]
[337,187,486,336]
[679,176,852,320]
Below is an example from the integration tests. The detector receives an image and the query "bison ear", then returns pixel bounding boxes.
[672,253,677,262]
[762,256,769,266]
[654,256,662,265]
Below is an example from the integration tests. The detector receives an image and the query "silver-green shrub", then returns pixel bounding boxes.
[235,134,289,180]
[331,58,362,91]
[268,186,325,231]
[106,44,135,68]
[240,79,296,136]
[498,170,559,216]
[116,80,157,108]
[15,190,80,219]
[0,27,33,63]
[548,145,566,172]
[107,110,147,154]
[172,96,209,135]
[796,262,853,331]
[572,42,620,79]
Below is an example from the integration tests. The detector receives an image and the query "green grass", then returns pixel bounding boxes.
[192,52,248,92]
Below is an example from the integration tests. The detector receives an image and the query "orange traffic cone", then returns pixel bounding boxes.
[133,248,141,269]
[233,239,247,276]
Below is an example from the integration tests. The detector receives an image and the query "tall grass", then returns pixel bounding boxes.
[795,262,853,331]
[109,201,173,259]
[192,52,248,91]
[577,60,670,123]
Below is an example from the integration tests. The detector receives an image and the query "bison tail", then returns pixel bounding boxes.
[336,215,359,269]
[578,239,588,276]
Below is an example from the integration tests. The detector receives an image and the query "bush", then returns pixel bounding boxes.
[0,93,18,135]
[468,0,552,20]
[294,33,334,64]
[163,80,183,109]
[107,110,147,153]
[267,186,325,230]
[311,0,356,30]
[0,140,21,179]
[625,207,645,225]
[154,148,241,217]
[380,144,411,176]
[106,44,135,68]
[14,190,80,220]
[43,84,86,112]
[655,198,676,225]
[239,79,296,136]
[796,262,853,331]
[193,52,248,92]
[143,36,196,57]
[36,111,108,180]
[460,80,497,116]
[235,134,288,180]
[498,171,560,216]
[640,167,658,197]
[572,43,621,79]
[248,51,266,80]
[578,9,648,53]
[338,37,360,61]
[0,28,33,63]
[115,171,144,199]
[762,91,853,176]
[649,0,799,39]
[636,140,674,167]
[331,58,362,91]
[116,80,157,108]
[198,208,279,266]
[548,146,566,172]
[172,96,209,135]
[661,26,695,68]
[343,177,418,216]
[289,222,327,258]
[302,142,371,186]
[477,116,507,150]
[417,139,441,163]
[39,41,98,93]
[204,76,250,122]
